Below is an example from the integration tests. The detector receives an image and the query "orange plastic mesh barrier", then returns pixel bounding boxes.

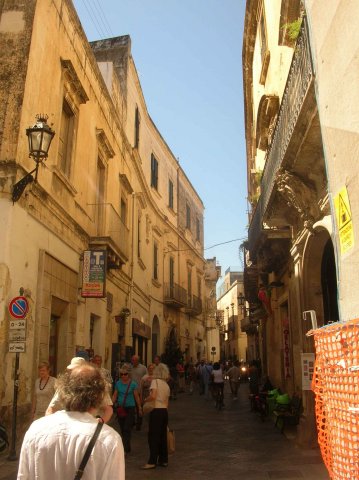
[311,318,359,480]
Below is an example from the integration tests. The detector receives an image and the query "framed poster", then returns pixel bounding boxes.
[301,353,315,390]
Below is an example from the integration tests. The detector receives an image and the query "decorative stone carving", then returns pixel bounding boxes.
[275,168,319,230]
[257,239,290,273]
[145,214,151,244]
[256,95,279,150]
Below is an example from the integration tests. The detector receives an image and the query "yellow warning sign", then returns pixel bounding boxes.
[334,186,354,254]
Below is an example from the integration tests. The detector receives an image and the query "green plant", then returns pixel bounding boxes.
[282,17,302,41]
[249,191,260,205]
[161,328,183,368]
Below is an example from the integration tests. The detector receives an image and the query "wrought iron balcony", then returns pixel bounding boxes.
[248,17,314,255]
[89,203,130,266]
[241,316,259,335]
[184,294,203,316]
[164,283,187,308]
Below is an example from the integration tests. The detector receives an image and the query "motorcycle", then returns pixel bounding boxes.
[240,363,249,382]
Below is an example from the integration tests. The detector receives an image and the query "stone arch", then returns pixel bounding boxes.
[151,315,160,360]
[297,220,339,446]
[302,221,339,332]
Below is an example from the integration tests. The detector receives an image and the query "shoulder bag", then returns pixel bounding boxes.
[167,426,175,454]
[117,381,131,418]
[74,420,104,479]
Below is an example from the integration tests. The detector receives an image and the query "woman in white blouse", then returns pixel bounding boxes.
[141,363,170,469]
[32,362,56,420]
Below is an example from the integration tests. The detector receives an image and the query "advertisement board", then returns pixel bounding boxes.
[81,250,107,298]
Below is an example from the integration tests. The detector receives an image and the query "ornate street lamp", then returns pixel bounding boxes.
[12,114,55,203]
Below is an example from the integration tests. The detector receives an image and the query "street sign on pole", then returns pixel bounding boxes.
[8,343,26,353]
[8,289,28,461]
[8,296,29,319]
[9,319,26,330]
[9,331,26,342]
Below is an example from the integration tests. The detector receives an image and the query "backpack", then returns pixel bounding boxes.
[0,423,9,452]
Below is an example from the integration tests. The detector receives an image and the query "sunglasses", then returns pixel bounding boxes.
[120,373,129,376]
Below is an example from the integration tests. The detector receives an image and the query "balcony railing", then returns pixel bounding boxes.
[164,283,187,308]
[248,18,313,252]
[90,203,130,263]
[185,294,203,316]
[192,295,203,315]
[241,316,259,335]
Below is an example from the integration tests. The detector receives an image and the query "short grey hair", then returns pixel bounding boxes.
[153,363,170,381]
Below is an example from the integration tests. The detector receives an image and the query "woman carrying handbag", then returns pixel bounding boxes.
[112,366,142,454]
[141,363,171,469]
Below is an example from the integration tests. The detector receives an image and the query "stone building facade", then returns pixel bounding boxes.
[242,0,359,446]
[203,257,222,362]
[0,0,207,430]
[216,268,247,363]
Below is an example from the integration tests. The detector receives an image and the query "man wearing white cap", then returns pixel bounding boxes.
[46,358,113,422]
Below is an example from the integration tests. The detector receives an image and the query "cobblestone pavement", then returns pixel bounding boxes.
[0,382,330,479]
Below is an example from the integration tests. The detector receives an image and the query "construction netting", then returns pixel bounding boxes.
[311,318,359,480]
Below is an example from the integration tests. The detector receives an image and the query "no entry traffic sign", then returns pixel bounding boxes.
[8,296,29,319]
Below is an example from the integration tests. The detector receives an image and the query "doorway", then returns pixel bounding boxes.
[49,315,59,376]
[321,239,339,324]
[303,229,339,328]
[49,296,68,375]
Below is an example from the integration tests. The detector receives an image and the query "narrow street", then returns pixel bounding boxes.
[0,382,329,480]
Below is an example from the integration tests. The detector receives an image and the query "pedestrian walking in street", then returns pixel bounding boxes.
[113,366,142,454]
[31,362,56,420]
[141,363,171,470]
[46,357,114,423]
[130,355,147,430]
[92,354,113,388]
[211,362,225,409]
[18,363,125,480]
[140,363,155,407]
[248,360,260,395]
[227,360,241,400]
[187,363,198,394]
[176,361,185,393]
[197,359,213,399]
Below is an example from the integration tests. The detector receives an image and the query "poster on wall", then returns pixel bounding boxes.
[301,352,315,390]
[334,186,354,254]
[81,250,107,298]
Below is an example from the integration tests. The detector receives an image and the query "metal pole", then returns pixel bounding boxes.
[7,352,19,460]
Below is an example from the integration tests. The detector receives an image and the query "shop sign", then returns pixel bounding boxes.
[81,250,106,298]
[132,318,151,339]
